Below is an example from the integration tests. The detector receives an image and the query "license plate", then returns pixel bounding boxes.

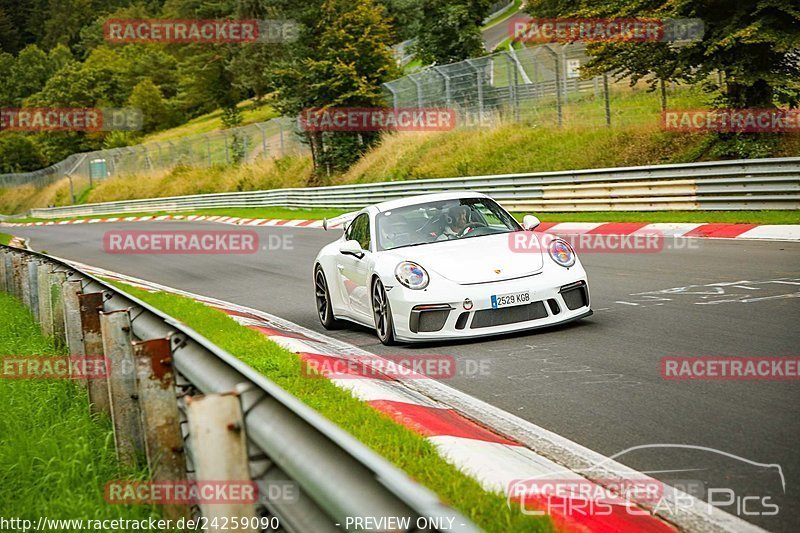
[491,291,531,309]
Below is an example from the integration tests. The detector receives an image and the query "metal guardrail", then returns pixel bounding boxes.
[22,158,800,218]
[0,244,477,532]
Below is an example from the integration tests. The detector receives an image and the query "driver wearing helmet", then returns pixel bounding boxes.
[437,205,470,240]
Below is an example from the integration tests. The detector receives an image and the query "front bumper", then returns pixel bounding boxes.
[387,269,591,342]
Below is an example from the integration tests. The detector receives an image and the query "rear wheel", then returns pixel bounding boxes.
[371,279,396,345]
[315,265,342,329]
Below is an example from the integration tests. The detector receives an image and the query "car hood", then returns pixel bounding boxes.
[392,232,544,285]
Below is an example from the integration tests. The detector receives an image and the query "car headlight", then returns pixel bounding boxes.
[395,261,429,289]
[549,239,576,267]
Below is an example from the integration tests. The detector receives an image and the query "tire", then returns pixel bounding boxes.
[371,278,396,345]
[314,265,343,329]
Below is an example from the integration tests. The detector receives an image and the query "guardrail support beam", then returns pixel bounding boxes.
[27,259,39,322]
[186,393,258,530]
[80,292,111,417]
[36,262,54,337]
[62,279,85,385]
[101,309,145,468]
[133,337,190,521]
[50,271,67,347]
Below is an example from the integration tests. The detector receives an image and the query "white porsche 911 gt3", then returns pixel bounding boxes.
[313,192,592,345]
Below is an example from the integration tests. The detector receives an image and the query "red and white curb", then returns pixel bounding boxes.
[51,259,764,533]
[3,216,799,241]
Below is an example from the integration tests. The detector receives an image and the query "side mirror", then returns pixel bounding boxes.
[339,239,364,259]
[522,215,541,231]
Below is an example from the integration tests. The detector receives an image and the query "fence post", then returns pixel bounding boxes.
[259,124,267,159]
[206,135,212,166]
[660,79,667,112]
[279,122,285,157]
[603,73,611,128]
[36,262,53,337]
[186,394,258,530]
[433,67,452,108]
[384,83,399,111]
[410,74,423,109]
[224,134,230,164]
[466,59,484,123]
[133,337,190,521]
[243,133,249,163]
[540,46,562,127]
[100,309,145,468]
[79,292,111,417]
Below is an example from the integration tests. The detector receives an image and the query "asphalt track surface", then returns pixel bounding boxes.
[11,222,800,532]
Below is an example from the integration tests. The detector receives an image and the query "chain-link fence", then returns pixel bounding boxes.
[383,42,680,130]
[0,116,306,191]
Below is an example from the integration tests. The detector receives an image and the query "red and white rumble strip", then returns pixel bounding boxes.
[46,260,764,533]
[3,215,799,241]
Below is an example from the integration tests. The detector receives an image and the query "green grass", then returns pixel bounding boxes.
[0,233,11,245]
[107,281,552,533]
[0,291,156,529]
[141,99,278,144]
[13,209,799,225]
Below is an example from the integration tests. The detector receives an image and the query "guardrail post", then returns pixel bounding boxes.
[186,393,258,530]
[133,337,190,521]
[36,262,53,337]
[80,292,111,417]
[100,309,145,468]
[27,259,39,322]
[18,256,32,311]
[50,271,67,347]
[62,279,86,387]
[0,250,7,293]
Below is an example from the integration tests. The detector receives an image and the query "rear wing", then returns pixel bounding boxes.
[322,210,359,231]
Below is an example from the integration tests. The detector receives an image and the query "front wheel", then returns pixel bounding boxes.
[314,265,343,329]
[371,279,396,346]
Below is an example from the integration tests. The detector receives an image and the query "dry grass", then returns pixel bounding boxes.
[87,155,313,204]
[336,123,712,184]
[0,178,75,214]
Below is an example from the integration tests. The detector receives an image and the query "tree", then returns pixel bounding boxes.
[525,0,800,109]
[9,45,51,104]
[413,0,492,65]
[270,0,399,180]
[127,79,171,133]
[0,133,48,172]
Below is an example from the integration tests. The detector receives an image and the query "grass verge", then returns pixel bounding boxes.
[0,291,156,527]
[107,280,552,532]
[0,233,11,245]
[11,209,799,225]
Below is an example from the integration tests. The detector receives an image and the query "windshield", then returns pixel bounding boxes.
[376,197,521,251]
